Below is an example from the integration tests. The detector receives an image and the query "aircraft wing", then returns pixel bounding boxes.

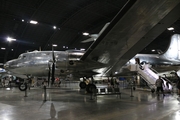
[81,0,180,76]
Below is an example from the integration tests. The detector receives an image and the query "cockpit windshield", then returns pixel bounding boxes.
[18,54,26,59]
[18,54,23,59]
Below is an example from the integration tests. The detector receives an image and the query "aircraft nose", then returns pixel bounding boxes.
[4,62,9,69]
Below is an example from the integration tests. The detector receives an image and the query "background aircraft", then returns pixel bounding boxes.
[109,34,180,76]
[81,23,110,43]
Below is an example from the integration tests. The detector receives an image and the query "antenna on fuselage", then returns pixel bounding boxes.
[39,46,41,51]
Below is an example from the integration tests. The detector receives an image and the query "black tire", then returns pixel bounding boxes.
[133,87,136,90]
[19,83,27,91]
[86,84,96,93]
[79,82,86,89]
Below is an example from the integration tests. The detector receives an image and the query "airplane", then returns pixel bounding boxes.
[3,49,106,92]
[106,34,180,83]
[129,34,180,68]
[81,23,110,43]
[0,68,7,74]
[4,1,180,92]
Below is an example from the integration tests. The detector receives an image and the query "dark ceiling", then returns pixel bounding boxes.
[0,0,180,64]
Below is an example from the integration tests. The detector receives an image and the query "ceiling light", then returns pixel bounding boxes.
[1,48,6,50]
[22,19,24,22]
[151,49,155,52]
[7,37,16,42]
[30,20,38,24]
[83,32,89,36]
[53,26,57,29]
[80,48,85,51]
[115,72,118,74]
[52,44,57,47]
[167,27,174,31]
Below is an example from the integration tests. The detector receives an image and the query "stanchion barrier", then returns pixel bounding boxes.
[130,84,134,97]
[24,88,28,97]
[44,86,47,101]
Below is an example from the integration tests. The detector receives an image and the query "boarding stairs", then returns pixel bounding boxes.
[128,64,173,92]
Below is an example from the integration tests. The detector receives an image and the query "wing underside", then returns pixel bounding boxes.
[81,0,180,76]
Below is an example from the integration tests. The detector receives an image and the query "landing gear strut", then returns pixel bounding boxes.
[86,84,96,93]
[151,88,155,93]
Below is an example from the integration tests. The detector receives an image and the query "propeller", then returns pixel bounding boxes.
[51,50,56,85]
[47,63,51,86]
[47,49,56,86]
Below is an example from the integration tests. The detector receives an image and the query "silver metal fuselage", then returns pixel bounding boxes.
[4,50,85,78]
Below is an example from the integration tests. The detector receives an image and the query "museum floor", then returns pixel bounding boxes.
[0,82,180,120]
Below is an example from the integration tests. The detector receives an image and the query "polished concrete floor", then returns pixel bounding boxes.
[0,82,180,120]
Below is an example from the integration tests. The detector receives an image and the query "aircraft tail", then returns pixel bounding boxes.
[81,22,110,43]
[163,34,180,60]
[98,22,110,35]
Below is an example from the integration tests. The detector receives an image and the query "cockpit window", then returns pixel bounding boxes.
[22,55,26,59]
[18,54,26,59]
[18,55,23,59]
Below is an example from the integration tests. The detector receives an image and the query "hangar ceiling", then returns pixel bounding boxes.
[0,0,180,64]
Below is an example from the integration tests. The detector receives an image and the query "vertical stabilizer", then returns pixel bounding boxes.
[163,34,180,60]
[98,22,110,35]
[81,22,110,43]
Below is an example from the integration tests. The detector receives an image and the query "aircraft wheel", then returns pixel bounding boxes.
[19,83,27,91]
[79,82,86,89]
[86,84,96,93]
[151,88,155,93]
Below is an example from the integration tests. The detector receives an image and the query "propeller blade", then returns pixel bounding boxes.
[51,62,55,85]
[51,48,56,85]
[47,64,51,86]
[52,50,55,62]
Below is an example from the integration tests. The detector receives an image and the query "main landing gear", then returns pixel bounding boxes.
[18,77,31,91]
[79,81,96,93]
